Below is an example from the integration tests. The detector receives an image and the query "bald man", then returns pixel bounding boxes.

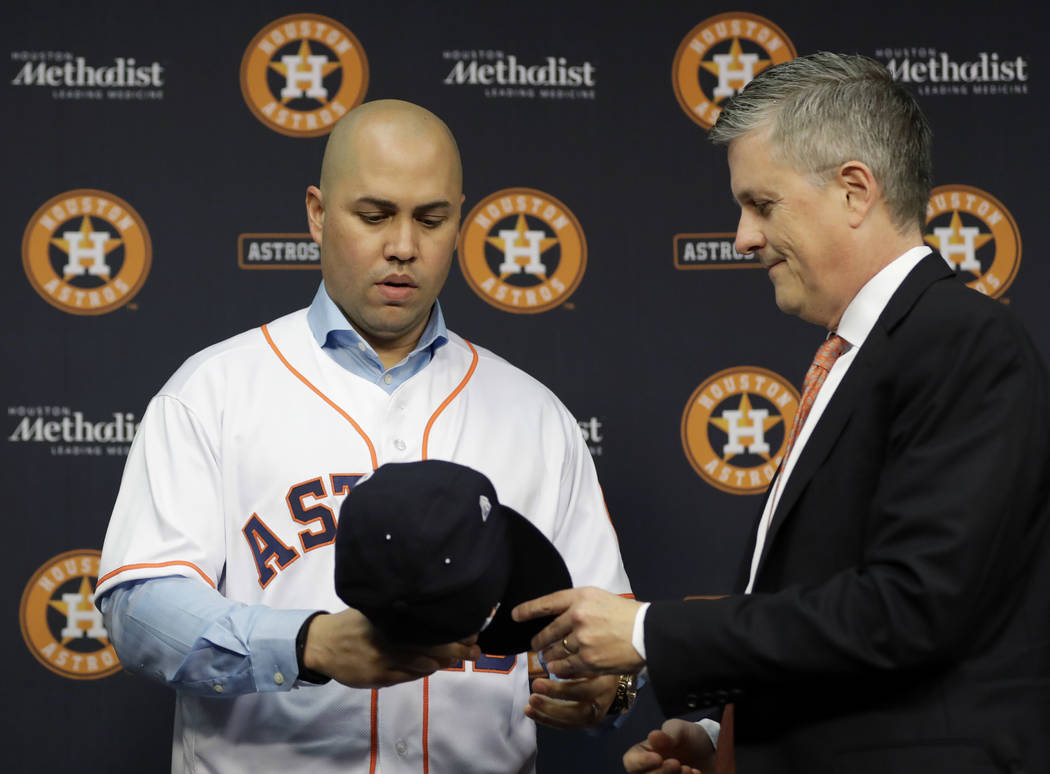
[96,100,633,774]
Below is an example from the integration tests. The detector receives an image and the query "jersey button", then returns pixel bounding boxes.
[212,684,224,694]
[383,374,393,385]
[273,671,285,685]
[395,740,408,756]
[357,342,367,352]
[394,439,407,451]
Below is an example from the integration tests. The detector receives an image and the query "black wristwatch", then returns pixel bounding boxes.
[295,611,332,684]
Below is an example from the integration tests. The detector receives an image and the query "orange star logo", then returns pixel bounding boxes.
[49,216,123,281]
[699,38,773,103]
[269,39,341,105]
[924,210,993,274]
[485,214,560,281]
[708,392,783,462]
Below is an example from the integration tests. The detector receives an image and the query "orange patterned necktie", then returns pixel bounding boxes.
[770,334,851,503]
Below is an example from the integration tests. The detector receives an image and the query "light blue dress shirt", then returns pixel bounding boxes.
[99,283,449,694]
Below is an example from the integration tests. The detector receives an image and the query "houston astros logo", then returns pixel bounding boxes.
[924,185,1021,298]
[458,188,587,314]
[22,189,151,315]
[672,13,796,130]
[19,550,120,679]
[681,367,800,495]
[240,13,369,137]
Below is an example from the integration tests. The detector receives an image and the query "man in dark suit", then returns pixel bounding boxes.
[512,52,1050,773]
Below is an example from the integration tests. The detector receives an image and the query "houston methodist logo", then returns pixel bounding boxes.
[672,13,796,130]
[240,14,368,137]
[924,185,1021,298]
[682,367,800,495]
[458,188,587,313]
[22,189,151,315]
[20,550,120,680]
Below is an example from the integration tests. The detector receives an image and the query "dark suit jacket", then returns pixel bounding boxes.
[646,254,1050,774]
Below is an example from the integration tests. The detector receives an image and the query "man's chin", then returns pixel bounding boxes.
[771,287,802,318]
[359,309,430,342]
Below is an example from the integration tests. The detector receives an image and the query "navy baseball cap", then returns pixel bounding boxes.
[334,460,572,654]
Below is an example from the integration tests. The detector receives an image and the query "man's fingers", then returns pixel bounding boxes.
[623,743,664,773]
[395,640,480,665]
[392,655,445,675]
[511,588,575,624]
[530,624,568,654]
[525,694,602,730]
[625,722,711,774]
[543,654,593,679]
[387,646,474,675]
[647,729,677,757]
[531,673,617,706]
[530,677,598,702]
[435,641,481,662]
[525,673,617,730]
[383,668,432,685]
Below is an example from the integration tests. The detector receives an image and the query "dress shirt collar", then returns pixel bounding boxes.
[835,245,938,348]
[305,281,448,387]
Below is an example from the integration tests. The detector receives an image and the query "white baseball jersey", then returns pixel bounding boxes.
[97,307,632,774]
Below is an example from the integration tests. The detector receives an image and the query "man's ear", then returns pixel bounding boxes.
[306,185,324,244]
[837,161,878,228]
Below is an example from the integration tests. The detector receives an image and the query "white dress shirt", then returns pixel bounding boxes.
[744,245,936,591]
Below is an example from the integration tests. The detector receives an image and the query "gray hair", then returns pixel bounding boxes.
[709,52,932,232]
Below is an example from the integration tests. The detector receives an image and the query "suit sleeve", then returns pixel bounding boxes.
[645,290,1050,715]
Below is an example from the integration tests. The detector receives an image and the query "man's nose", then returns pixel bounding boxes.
[735,211,765,256]
[384,217,418,261]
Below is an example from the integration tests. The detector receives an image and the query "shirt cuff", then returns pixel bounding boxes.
[243,607,319,691]
[631,601,650,661]
[698,718,720,749]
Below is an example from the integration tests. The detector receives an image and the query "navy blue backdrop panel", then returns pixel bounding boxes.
[6,1,1045,771]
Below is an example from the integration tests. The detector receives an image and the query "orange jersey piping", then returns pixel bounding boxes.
[369,690,378,774]
[421,340,479,459]
[96,560,215,589]
[422,676,431,773]
[261,323,379,469]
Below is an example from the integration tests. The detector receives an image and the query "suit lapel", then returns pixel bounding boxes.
[753,253,955,577]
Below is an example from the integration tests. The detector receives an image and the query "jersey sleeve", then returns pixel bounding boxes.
[547,400,633,598]
[97,391,227,598]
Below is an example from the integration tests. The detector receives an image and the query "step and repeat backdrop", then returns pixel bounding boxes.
[6,1,1044,771]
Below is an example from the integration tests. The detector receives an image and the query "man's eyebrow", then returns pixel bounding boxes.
[354,196,397,209]
[733,188,769,206]
[413,200,452,212]
[352,196,452,212]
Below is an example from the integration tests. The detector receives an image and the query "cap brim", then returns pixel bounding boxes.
[476,505,572,655]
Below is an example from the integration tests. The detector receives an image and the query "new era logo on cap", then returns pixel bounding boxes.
[334,460,571,654]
